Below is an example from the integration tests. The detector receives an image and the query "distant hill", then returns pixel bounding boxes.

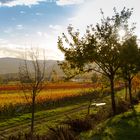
[0,57,63,77]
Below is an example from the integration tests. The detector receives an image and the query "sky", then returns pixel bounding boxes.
[0,0,140,60]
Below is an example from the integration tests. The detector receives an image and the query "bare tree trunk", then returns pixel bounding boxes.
[87,99,92,116]
[31,91,36,139]
[125,81,128,100]
[110,76,116,116]
[19,48,46,139]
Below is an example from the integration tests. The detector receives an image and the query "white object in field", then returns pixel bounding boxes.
[91,103,106,106]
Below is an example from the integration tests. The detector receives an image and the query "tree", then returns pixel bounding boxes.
[58,8,133,115]
[19,49,45,138]
[120,36,140,104]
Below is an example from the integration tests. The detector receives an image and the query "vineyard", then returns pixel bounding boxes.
[0,82,96,91]
[0,82,96,105]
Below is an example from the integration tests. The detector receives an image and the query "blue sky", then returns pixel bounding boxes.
[0,0,140,60]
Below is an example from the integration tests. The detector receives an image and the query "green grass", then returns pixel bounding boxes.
[80,103,140,140]
[0,101,94,138]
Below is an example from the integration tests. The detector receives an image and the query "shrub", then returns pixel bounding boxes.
[91,105,112,122]
[136,91,140,100]
[132,96,139,105]
[62,117,93,133]
[132,91,140,105]
[47,126,78,140]
[8,126,78,140]
[116,98,130,114]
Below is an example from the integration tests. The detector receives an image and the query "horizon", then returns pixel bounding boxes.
[0,0,140,60]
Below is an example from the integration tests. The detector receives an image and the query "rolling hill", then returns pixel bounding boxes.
[0,57,64,79]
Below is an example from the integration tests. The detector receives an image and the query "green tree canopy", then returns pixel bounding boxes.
[58,8,134,115]
[120,36,140,104]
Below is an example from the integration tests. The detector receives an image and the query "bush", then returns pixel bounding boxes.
[116,98,130,114]
[62,117,93,133]
[136,91,140,100]
[132,91,140,105]
[47,126,78,140]
[132,96,139,105]
[91,105,112,122]
[8,126,78,140]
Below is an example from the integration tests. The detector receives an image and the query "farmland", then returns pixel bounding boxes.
[0,82,101,138]
[0,82,96,107]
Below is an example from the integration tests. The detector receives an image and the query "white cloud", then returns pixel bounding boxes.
[0,41,63,60]
[20,11,26,14]
[67,16,77,21]
[36,12,43,16]
[25,34,29,37]
[0,0,85,7]
[56,0,85,6]
[0,38,8,44]
[0,39,26,58]
[0,0,46,7]
[4,28,13,34]
[37,31,43,36]
[37,31,50,38]
[16,24,24,30]
[49,24,63,31]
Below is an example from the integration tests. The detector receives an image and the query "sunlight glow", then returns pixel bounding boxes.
[118,29,125,38]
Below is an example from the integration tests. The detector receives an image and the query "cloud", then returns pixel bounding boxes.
[56,0,85,6]
[0,0,85,7]
[16,24,24,30]
[67,16,77,21]
[37,31,42,36]
[0,38,8,44]
[49,24,63,31]
[20,11,26,14]
[0,39,25,58]
[36,12,43,16]
[35,30,64,60]
[0,39,64,60]
[4,28,13,34]
[0,0,46,7]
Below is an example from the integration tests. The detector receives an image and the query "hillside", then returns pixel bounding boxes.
[0,57,63,77]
